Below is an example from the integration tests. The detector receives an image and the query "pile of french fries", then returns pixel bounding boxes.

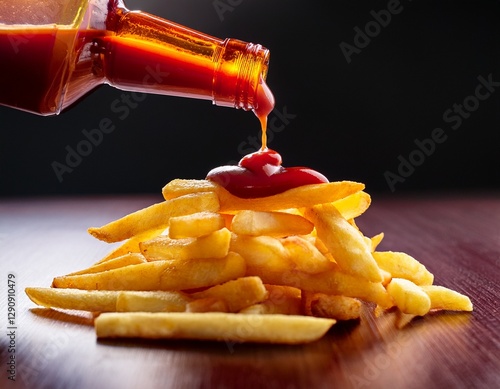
[25,179,472,344]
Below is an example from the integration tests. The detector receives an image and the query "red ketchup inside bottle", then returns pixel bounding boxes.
[206,78,329,198]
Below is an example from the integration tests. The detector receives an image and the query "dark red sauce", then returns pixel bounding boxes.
[0,28,82,114]
[206,148,329,198]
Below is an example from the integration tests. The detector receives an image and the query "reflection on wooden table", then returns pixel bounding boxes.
[0,193,498,389]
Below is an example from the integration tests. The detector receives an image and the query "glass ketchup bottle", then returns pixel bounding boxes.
[0,0,272,117]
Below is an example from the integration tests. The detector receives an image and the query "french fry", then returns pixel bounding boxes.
[368,232,384,252]
[373,251,434,286]
[162,179,219,200]
[281,236,336,274]
[95,312,335,344]
[190,276,268,313]
[230,234,292,274]
[308,235,331,256]
[265,284,302,304]
[386,278,431,316]
[331,190,371,220]
[239,302,298,315]
[25,287,192,313]
[168,212,226,239]
[25,287,119,312]
[240,284,302,315]
[395,312,418,329]
[140,228,231,261]
[218,181,365,212]
[88,192,220,243]
[379,269,393,286]
[420,285,473,311]
[230,210,313,237]
[66,253,147,276]
[248,267,393,309]
[303,292,362,321]
[52,252,246,291]
[95,228,167,264]
[304,203,383,283]
[162,179,365,212]
[238,304,267,314]
[185,298,228,313]
[116,291,191,312]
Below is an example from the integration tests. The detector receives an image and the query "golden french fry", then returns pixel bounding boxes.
[140,228,231,261]
[308,235,331,254]
[185,298,228,313]
[52,252,246,291]
[303,292,361,321]
[230,234,292,274]
[162,179,219,200]
[304,204,383,283]
[190,276,268,313]
[373,251,434,286]
[369,232,384,252]
[265,284,302,303]
[395,312,418,329]
[162,179,364,212]
[25,287,119,312]
[420,285,473,311]
[25,287,192,313]
[281,236,336,274]
[331,190,371,220]
[386,278,431,316]
[168,212,226,239]
[67,253,147,276]
[95,228,166,264]
[247,266,393,309]
[379,269,392,286]
[239,301,299,315]
[230,210,313,237]
[347,218,359,230]
[218,181,365,212]
[116,291,192,312]
[237,304,267,314]
[240,284,302,315]
[88,192,220,243]
[95,312,335,344]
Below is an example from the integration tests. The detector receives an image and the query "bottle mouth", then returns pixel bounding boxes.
[213,38,270,111]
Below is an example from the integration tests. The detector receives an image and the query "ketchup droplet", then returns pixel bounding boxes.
[252,77,275,150]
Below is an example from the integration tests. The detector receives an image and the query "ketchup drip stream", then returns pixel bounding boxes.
[207,78,329,198]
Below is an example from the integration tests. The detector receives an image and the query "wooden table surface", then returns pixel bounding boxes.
[1,192,499,389]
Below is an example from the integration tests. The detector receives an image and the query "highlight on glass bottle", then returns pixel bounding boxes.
[0,0,272,116]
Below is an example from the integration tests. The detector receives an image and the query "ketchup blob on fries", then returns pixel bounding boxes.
[206,149,329,198]
[207,78,329,198]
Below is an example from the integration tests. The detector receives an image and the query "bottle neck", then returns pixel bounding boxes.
[94,4,271,111]
[213,39,270,111]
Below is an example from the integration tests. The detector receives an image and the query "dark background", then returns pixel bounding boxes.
[1,0,499,197]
